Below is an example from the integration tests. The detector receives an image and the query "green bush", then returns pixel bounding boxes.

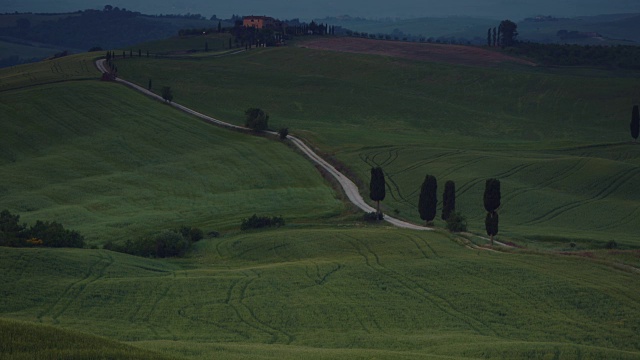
[0,209,84,248]
[240,214,285,230]
[446,212,468,233]
[363,212,384,222]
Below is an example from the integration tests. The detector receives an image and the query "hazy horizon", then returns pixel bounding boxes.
[2,0,639,21]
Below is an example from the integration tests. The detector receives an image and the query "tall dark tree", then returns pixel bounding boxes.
[498,20,518,47]
[161,86,173,103]
[441,180,455,221]
[218,20,222,33]
[418,175,438,226]
[244,108,269,131]
[487,28,492,46]
[369,167,386,216]
[205,42,209,52]
[485,212,499,242]
[631,105,639,142]
[483,178,501,245]
[492,27,497,47]
[483,178,501,213]
[148,79,152,91]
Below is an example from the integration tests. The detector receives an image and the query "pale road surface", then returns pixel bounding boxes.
[95,59,430,231]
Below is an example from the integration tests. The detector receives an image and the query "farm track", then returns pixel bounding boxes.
[524,167,640,225]
[95,59,430,231]
[346,235,499,336]
[37,250,113,324]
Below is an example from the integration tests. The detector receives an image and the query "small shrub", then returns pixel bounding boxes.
[446,212,467,233]
[363,212,383,222]
[605,240,618,249]
[278,127,288,140]
[241,214,285,230]
[570,242,576,248]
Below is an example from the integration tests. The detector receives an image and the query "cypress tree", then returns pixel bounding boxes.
[369,167,386,216]
[483,178,501,213]
[442,180,455,221]
[483,178,501,245]
[148,79,152,91]
[631,105,639,142]
[418,175,437,226]
[487,28,492,46]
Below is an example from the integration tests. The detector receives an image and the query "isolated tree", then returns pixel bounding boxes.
[485,212,499,242]
[483,178,501,213]
[483,178,501,245]
[138,49,141,57]
[244,108,269,130]
[441,180,456,221]
[218,20,222,33]
[418,175,437,226]
[498,20,518,47]
[161,86,173,103]
[278,127,289,140]
[487,28,492,46]
[631,105,639,142]
[148,79,152,91]
[369,167,386,216]
[492,27,497,47]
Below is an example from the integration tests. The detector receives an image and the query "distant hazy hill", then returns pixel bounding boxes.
[316,13,640,45]
[0,9,230,67]
[3,0,639,20]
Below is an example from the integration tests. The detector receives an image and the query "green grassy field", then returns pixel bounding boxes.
[132,33,233,55]
[0,57,343,244]
[2,38,640,360]
[1,228,639,359]
[111,43,640,247]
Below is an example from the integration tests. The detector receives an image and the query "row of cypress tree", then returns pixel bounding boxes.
[369,167,502,244]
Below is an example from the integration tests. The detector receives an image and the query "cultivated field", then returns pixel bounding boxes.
[1,37,640,360]
[112,38,640,247]
[2,228,639,359]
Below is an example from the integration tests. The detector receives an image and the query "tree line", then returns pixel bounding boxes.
[0,210,85,248]
[369,168,501,244]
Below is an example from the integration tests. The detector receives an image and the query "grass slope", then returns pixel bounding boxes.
[0,318,177,360]
[112,44,640,246]
[1,229,639,359]
[0,58,343,244]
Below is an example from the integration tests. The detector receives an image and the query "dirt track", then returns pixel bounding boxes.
[95,59,430,231]
[299,37,537,67]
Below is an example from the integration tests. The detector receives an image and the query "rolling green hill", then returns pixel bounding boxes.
[2,37,640,360]
[111,42,640,247]
[0,55,343,244]
[1,229,639,359]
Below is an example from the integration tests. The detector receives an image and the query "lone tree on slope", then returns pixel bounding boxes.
[244,108,269,131]
[369,167,386,217]
[483,178,501,245]
[161,86,173,103]
[418,175,438,226]
[498,20,518,47]
[441,180,456,221]
[631,105,639,142]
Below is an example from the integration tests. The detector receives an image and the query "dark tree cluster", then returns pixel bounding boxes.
[0,210,85,248]
[487,20,518,47]
[240,215,285,230]
[631,105,640,142]
[244,108,269,130]
[103,226,203,258]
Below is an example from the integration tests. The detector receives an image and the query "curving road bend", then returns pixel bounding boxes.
[95,59,430,231]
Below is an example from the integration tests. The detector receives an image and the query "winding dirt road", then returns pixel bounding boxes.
[95,59,429,231]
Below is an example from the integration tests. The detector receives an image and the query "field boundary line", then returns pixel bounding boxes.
[94,59,430,231]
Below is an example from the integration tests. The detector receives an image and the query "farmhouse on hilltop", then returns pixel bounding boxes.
[243,16,275,29]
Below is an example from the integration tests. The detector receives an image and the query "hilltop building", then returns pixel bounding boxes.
[243,16,275,29]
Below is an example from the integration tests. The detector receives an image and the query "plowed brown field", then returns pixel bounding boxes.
[299,37,537,67]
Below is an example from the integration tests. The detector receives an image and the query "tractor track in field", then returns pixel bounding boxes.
[37,251,113,324]
[524,167,640,226]
[95,58,430,232]
[346,235,499,337]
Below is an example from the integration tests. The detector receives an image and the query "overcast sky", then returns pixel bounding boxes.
[4,0,640,20]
